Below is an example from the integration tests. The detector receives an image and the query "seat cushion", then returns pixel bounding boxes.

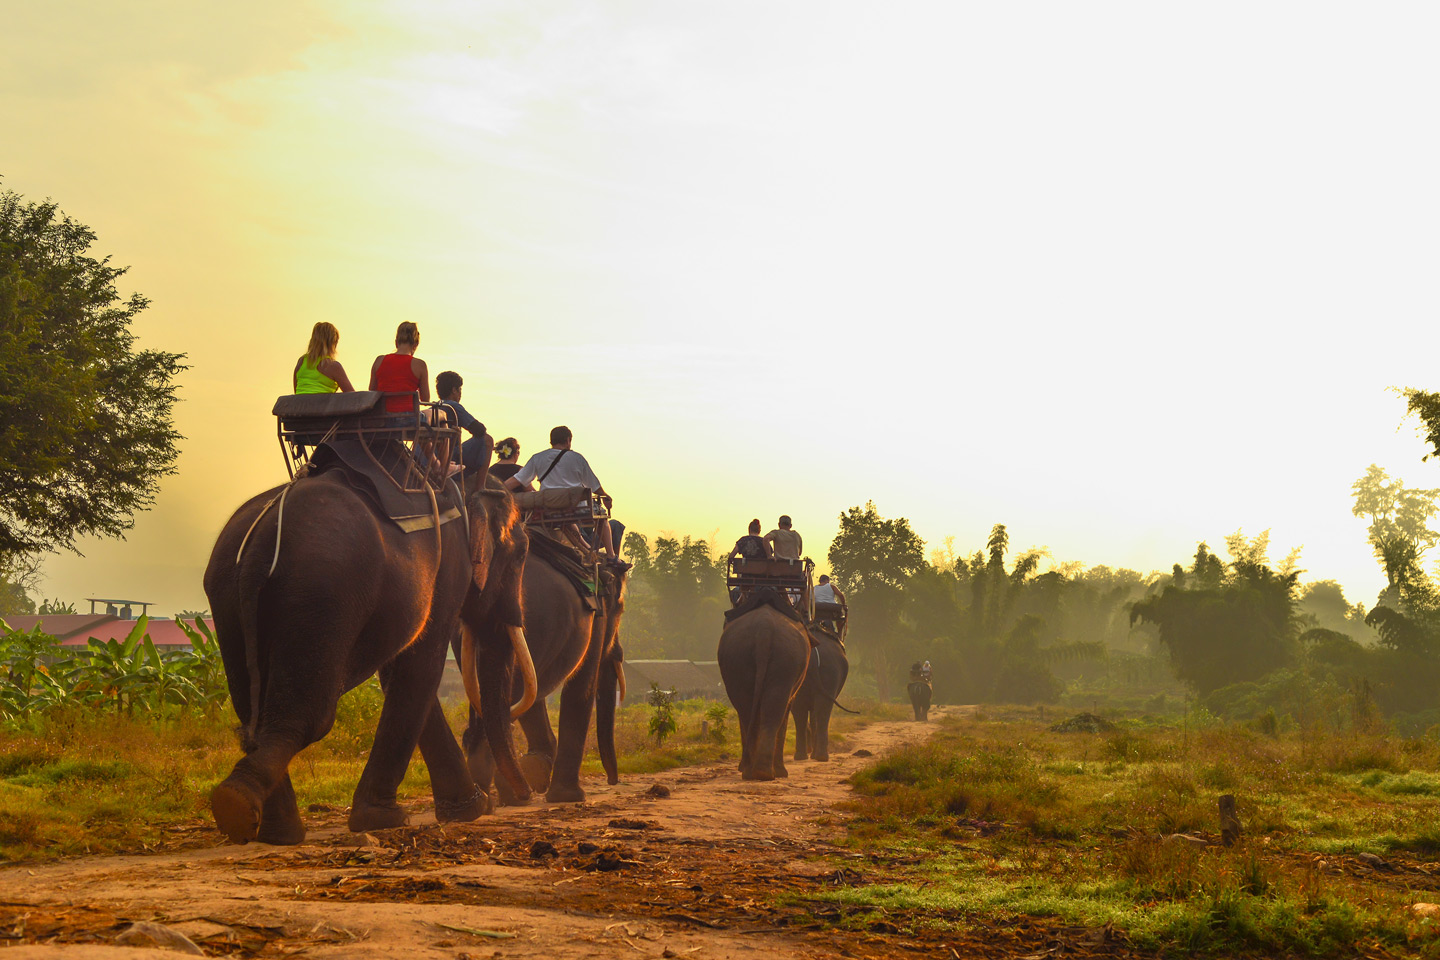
[273,391,386,419]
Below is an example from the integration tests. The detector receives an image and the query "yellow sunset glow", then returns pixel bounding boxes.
[4,1,1438,613]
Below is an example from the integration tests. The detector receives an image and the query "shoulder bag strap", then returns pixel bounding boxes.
[537,448,570,484]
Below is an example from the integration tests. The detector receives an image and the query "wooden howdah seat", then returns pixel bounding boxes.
[273,390,462,493]
[727,555,815,621]
[514,484,611,570]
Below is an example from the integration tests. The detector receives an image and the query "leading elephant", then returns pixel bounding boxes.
[717,587,811,781]
[908,679,932,721]
[790,625,848,762]
[463,535,628,804]
[203,469,534,844]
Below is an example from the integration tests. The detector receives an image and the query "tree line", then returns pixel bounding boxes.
[616,432,1440,733]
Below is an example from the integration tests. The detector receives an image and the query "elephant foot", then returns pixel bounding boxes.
[495,774,532,807]
[256,816,306,846]
[774,765,789,778]
[210,781,261,845]
[545,781,587,804]
[741,769,774,782]
[606,773,619,786]
[348,801,408,833]
[520,753,553,793]
[813,752,830,763]
[436,787,488,823]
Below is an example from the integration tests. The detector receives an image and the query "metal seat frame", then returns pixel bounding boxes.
[276,391,462,497]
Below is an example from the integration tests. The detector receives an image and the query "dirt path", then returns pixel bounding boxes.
[0,709,957,959]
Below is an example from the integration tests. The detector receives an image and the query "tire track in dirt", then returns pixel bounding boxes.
[0,709,957,959]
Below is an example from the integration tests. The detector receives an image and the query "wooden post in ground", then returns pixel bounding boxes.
[1219,794,1241,846]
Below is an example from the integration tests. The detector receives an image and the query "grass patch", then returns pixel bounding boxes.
[833,710,1440,957]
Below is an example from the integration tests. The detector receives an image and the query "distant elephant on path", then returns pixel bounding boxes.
[908,679,932,721]
[791,626,848,762]
[464,541,627,804]
[204,470,535,844]
[718,588,811,781]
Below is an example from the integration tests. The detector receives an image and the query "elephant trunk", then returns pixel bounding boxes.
[508,625,538,720]
[596,657,620,785]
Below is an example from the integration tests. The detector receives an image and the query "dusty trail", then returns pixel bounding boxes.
[0,709,957,959]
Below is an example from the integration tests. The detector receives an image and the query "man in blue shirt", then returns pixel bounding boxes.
[436,371,491,475]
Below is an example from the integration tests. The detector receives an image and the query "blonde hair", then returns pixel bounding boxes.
[305,322,340,363]
[395,321,420,348]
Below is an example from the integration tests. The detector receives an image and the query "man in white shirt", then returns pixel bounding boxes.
[505,425,617,559]
[813,574,844,605]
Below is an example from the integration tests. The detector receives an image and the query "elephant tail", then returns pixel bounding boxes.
[829,695,860,715]
[234,495,287,742]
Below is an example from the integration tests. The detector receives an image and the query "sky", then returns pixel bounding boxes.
[3,1,1438,616]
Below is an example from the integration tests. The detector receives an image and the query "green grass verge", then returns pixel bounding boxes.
[824,708,1440,957]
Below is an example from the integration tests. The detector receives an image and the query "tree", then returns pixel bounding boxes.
[0,188,185,562]
[1130,533,1299,696]
[828,502,926,701]
[618,532,727,660]
[1351,464,1440,565]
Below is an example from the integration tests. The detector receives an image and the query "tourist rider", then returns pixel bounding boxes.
[489,438,523,482]
[814,574,846,633]
[726,519,771,605]
[369,321,430,412]
[369,322,458,477]
[813,573,844,606]
[292,321,356,394]
[504,426,618,560]
[764,515,803,561]
[436,370,492,476]
[728,519,771,564]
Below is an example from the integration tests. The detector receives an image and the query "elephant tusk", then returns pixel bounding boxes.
[616,660,627,703]
[460,622,485,721]
[509,625,538,719]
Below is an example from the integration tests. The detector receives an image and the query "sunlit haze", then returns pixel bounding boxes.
[5,1,1438,614]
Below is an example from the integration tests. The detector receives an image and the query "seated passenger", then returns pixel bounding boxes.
[292,321,356,394]
[504,425,617,560]
[490,438,523,482]
[764,515,803,561]
[369,321,429,413]
[728,519,771,565]
[436,370,492,476]
[814,574,844,605]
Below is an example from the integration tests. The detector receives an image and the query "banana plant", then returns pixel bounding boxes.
[0,621,62,695]
[173,617,229,709]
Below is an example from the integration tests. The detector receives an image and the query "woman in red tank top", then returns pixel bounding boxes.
[369,322,430,412]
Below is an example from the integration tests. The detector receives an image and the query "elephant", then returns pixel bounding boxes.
[203,468,536,844]
[790,625,848,762]
[463,538,628,804]
[908,679,932,721]
[717,587,811,781]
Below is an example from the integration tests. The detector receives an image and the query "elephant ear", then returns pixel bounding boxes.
[467,485,527,617]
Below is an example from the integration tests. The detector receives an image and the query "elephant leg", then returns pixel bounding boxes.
[547,644,601,804]
[791,698,810,762]
[515,699,557,797]
[348,639,448,833]
[811,697,836,762]
[254,772,305,845]
[746,687,790,782]
[212,667,338,845]
[724,669,756,779]
[415,697,489,822]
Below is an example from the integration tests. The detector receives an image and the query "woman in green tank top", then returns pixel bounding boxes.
[292,322,356,394]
